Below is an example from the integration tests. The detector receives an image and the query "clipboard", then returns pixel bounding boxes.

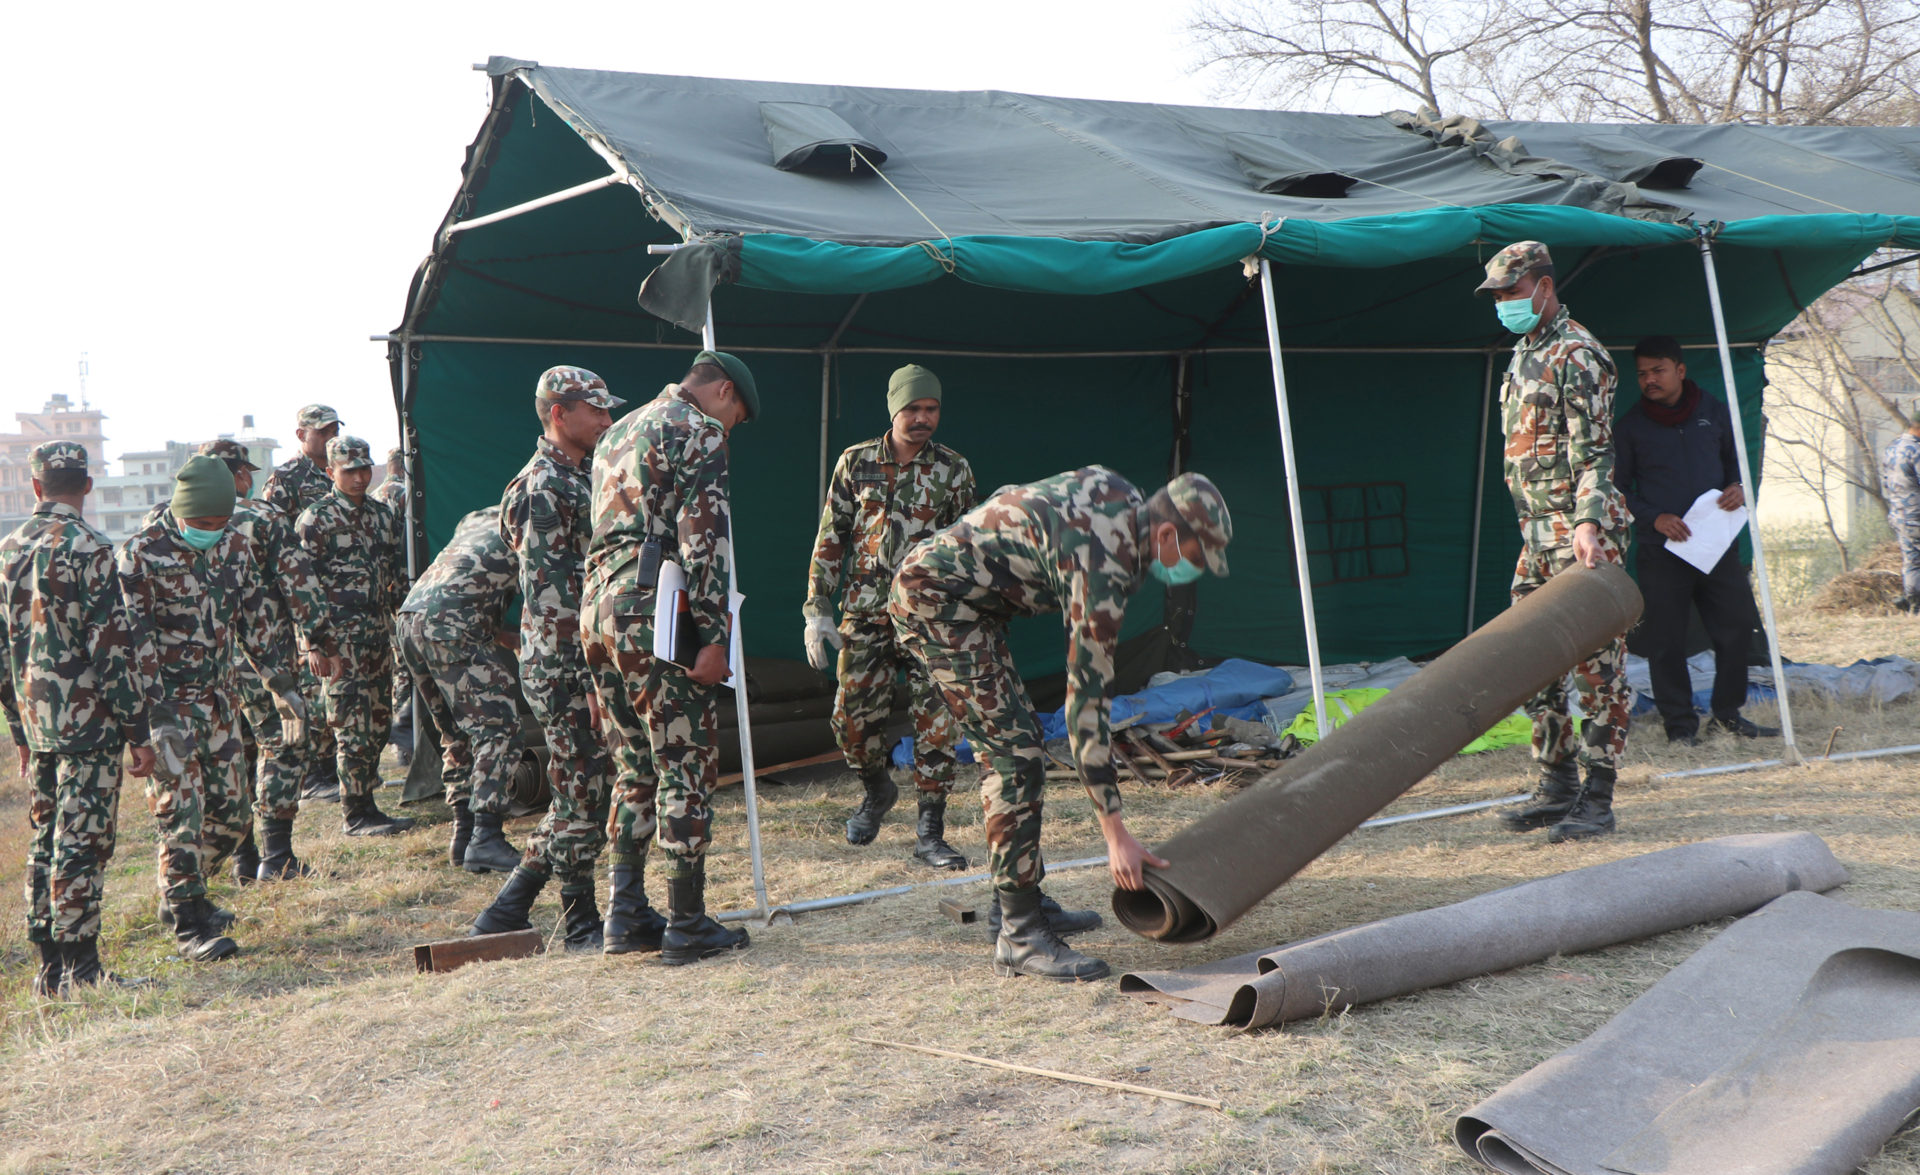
[653,560,744,686]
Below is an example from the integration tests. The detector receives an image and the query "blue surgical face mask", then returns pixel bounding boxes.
[178,524,225,552]
[1148,531,1205,587]
[1496,287,1543,334]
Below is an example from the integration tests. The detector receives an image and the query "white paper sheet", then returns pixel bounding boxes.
[1663,488,1748,573]
[651,559,743,684]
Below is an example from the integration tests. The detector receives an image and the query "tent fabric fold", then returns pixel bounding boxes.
[1455,890,1920,1175]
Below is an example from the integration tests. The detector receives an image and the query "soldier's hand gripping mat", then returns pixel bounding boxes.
[1455,890,1920,1175]
[1112,562,1644,943]
[1117,832,1847,1029]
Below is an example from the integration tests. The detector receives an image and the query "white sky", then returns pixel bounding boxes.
[9,0,1388,466]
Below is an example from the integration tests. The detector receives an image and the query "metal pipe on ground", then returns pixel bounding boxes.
[1655,743,1920,780]
[1112,563,1644,944]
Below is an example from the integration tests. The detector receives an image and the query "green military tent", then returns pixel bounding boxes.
[386,58,1920,708]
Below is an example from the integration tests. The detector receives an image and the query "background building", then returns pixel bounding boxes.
[0,394,110,532]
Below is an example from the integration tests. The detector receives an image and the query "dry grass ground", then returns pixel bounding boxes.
[2,608,1917,1174]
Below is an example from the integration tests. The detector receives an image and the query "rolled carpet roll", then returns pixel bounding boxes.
[1113,561,1643,942]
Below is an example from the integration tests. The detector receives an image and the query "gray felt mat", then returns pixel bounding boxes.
[1119,832,1848,1030]
[1456,890,1920,1175]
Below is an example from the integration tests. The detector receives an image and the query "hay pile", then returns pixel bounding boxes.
[1810,541,1907,612]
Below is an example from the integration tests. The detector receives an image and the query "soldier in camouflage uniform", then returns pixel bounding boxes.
[121,456,291,961]
[177,440,339,883]
[1882,421,1920,611]
[1478,241,1634,844]
[804,363,975,867]
[890,468,1232,982]
[263,404,344,801]
[295,435,415,837]
[371,447,415,766]
[0,442,159,994]
[394,506,523,874]
[470,367,623,952]
[580,351,756,965]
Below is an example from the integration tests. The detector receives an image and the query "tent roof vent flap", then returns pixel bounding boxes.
[1225,132,1359,198]
[1578,133,1703,189]
[761,102,889,174]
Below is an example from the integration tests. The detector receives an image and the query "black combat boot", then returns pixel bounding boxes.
[470,865,548,936]
[448,798,473,867]
[984,888,1104,942]
[660,863,749,966]
[342,791,415,837]
[462,809,522,874]
[1499,760,1583,831]
[1548,767,1618,843]
[911,797,968,870]
[559,884,605,953]
[157,895,236,933]
[59,936,150,992]
[255,816,316,880]
[991,887,1109,982]
[31,940,63,997]
[603,861,667,955]
[232,826,261,886]
[170,897,240,962]
[844,765,898,845]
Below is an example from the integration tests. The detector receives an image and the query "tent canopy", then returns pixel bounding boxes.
[392,60,1920,676]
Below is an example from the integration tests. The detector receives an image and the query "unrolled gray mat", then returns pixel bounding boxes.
[1456,890,1920,1175]
[1111,563,1643,942]
[1118,832,1848,1029]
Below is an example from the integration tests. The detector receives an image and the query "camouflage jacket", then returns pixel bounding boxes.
[402,506,518,644]
[895,466,1147,814]
[0,502,155,751]
[262,453,335,522]
[585,385,732,650]
[1883,433,1920,520]
[119,513,273,708]
[295,489,406,647]
[500,436,591,680]
[143,497,336,664]
[805,436,974,621]
[1500,305,1631,548]
[371,473,408,517]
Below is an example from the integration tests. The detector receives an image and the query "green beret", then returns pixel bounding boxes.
[172,455,237,520]
[887,364,942,418]
[693,350,759,422]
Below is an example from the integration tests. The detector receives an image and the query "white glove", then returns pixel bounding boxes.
[803,616,845,673]
[274,690,309,749]
[150,724,192,781]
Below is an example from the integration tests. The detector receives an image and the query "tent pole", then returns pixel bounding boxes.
[1465,349,1495,635]
[1257,259,1330,738]
[707,302,771,919]
[1697,231,1802,765]
[819,354,832,510]
[440,173,624,240]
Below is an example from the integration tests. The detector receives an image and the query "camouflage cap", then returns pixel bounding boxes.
[535,366,626,410]
[326,434,374,470]
[1475,241,1553,293]
[198,438,260,472]
[1165,472,1232,577]
[691,350,760,422]
[297,404,341,429]
[29,441,89,476]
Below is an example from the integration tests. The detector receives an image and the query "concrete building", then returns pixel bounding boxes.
[0,394,110,532]
[93,417,283,541]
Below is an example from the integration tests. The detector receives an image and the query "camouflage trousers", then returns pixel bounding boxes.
[25,748,123,944]
[237,655,303,821]
[1512,534,1632,773]
[323,639,393,799]
[519,663,612,883]
[149,692,249,904]
[833,615,955,793]
[892,610,1047,894]
[1892,512,1920,596]
[393,614,519,815]
[582,584,718,877]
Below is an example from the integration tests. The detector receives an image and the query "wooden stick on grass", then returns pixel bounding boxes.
[853,1035,1225,1111]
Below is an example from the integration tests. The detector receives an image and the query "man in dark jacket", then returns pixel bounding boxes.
[1616,336,1775,745]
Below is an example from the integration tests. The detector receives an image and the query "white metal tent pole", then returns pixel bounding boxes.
[1465,350,1496,635]
[1257,258,1330,737]
[706,304,771,919]
[1697,232,1802,765]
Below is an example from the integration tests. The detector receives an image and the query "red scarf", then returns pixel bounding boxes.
[1640,378,1702,427]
